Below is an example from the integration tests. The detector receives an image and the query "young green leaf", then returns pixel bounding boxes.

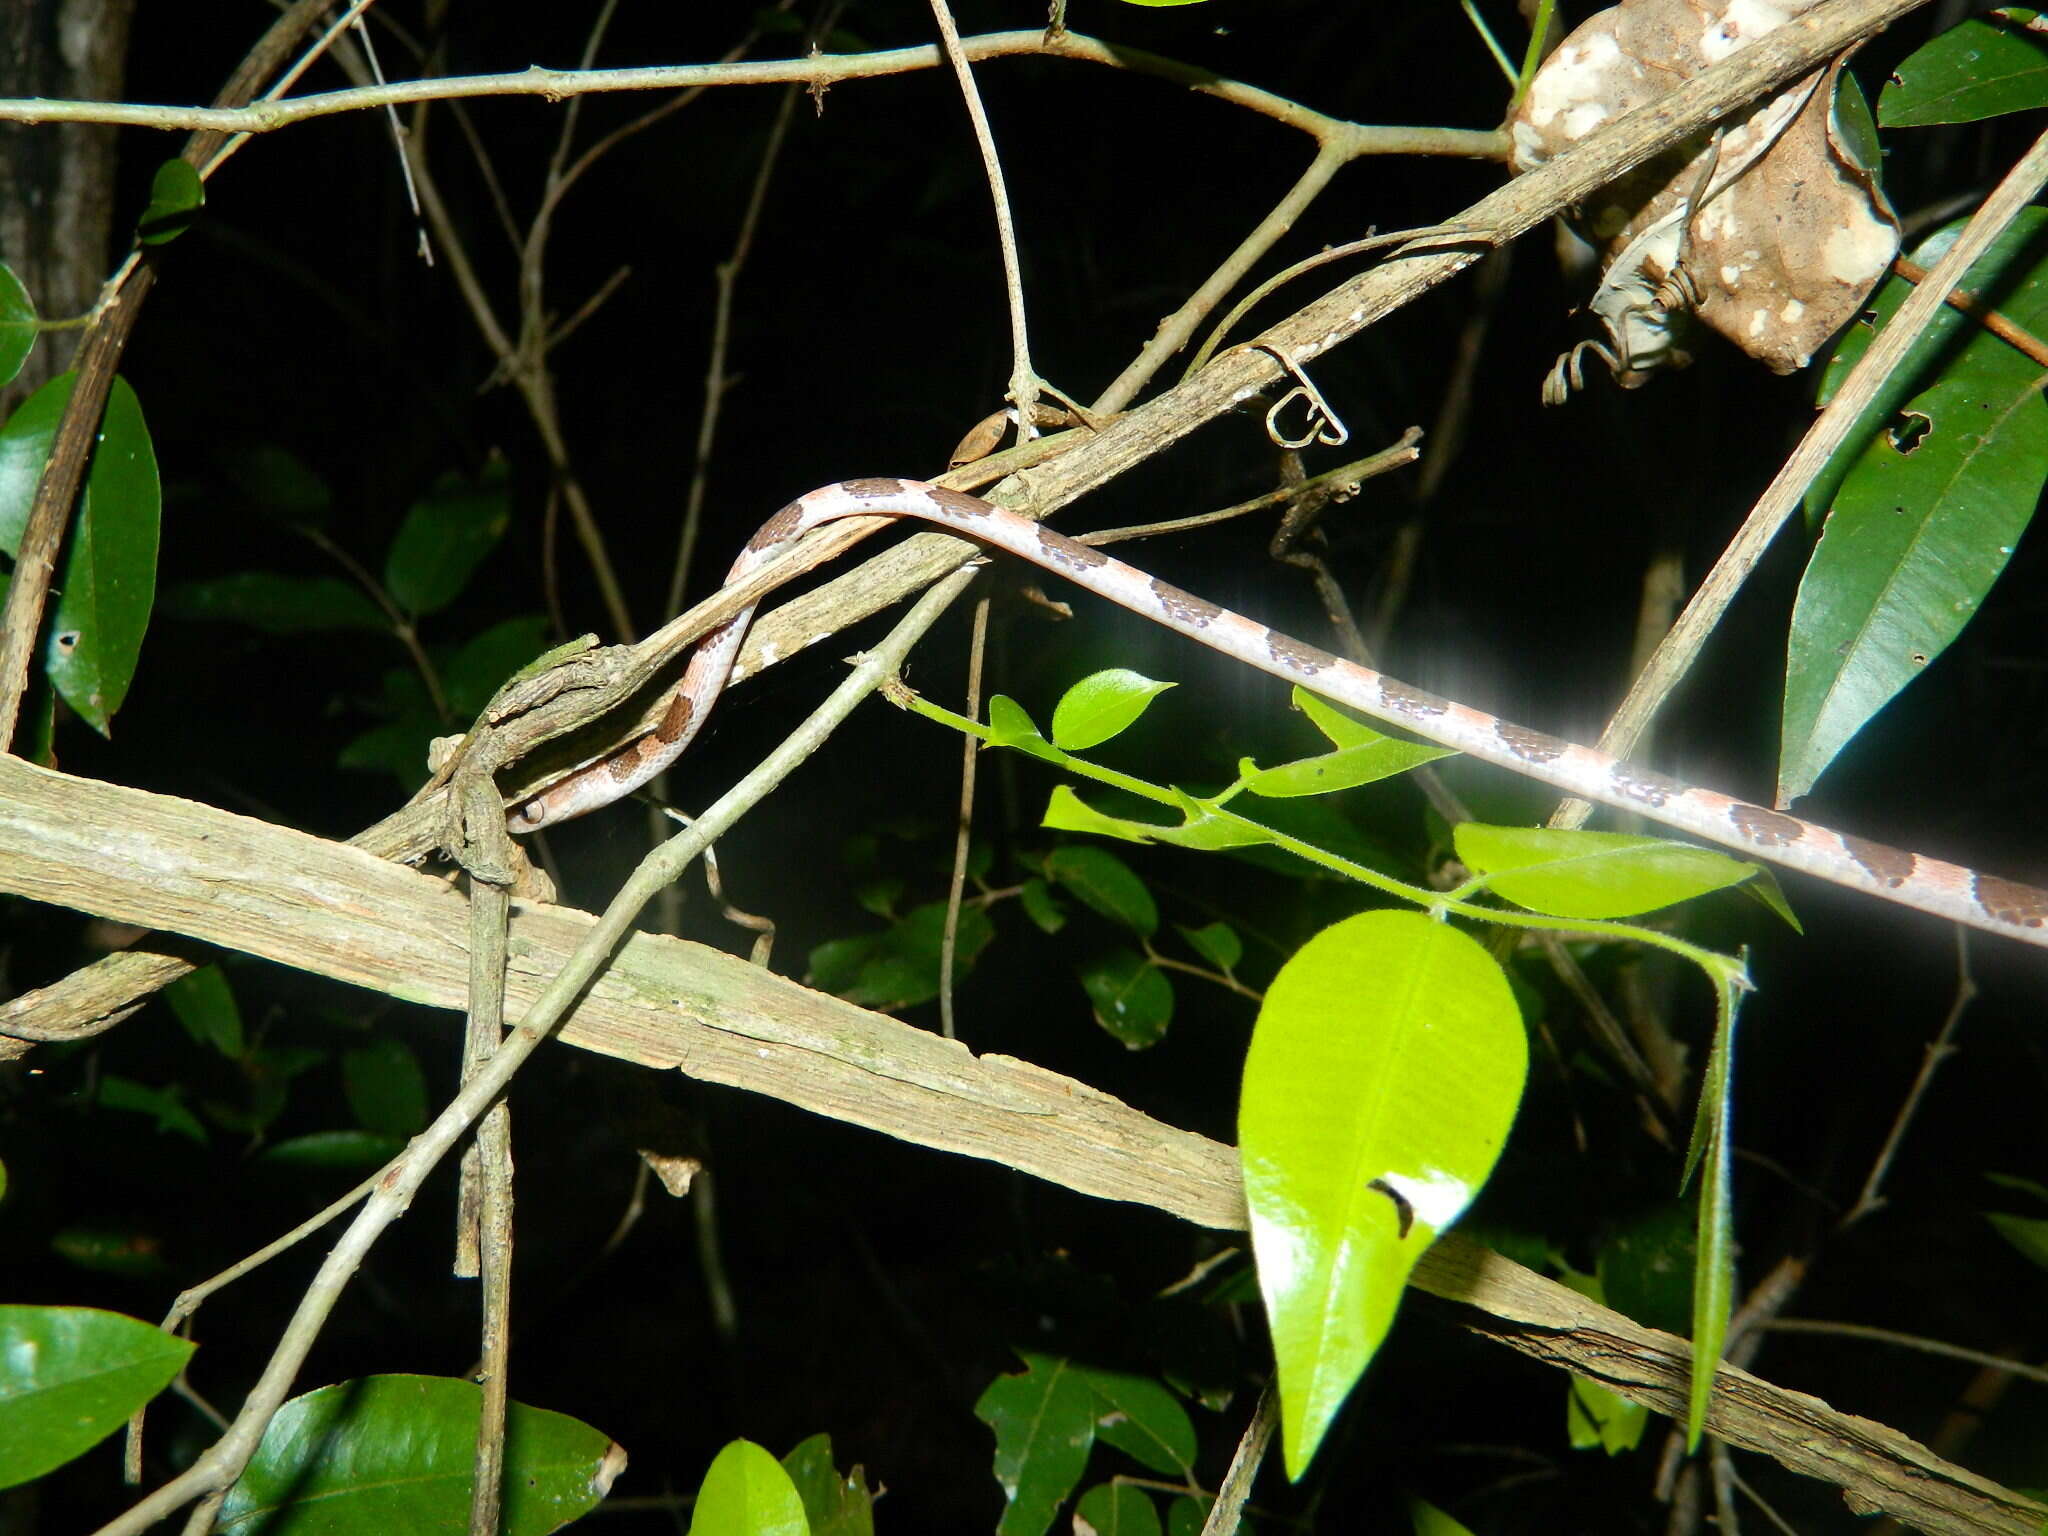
[688,1439,808,1536]
[1050,668,1174,750]
[1045,846,1160,936]
[1241,911,1526,1476]
[1073,1482,1163,1536]
[137,158,205,244]
[1453,825,1757,918]
[1240,737,1457,798]
[986,694,1063,761]
[0,261,37,386]
[1041,784,1162,845]
[0,1306,194,1489]
[218,1376,618,1536]
[1078,948,1173,1048]
[1880,9,2048,126]
[975,1353,1098,1536]
[1408,1497,1480,1536]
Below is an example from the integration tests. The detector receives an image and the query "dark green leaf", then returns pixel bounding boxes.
[1044,846,1158,937]
[342,1038,429,1138]
[1050,668,1174,750]
[974,1353,1097,1536]
[0,1306,193,1489]
[1078,949,1173,1048]
[1019,877,1067,933]
[1597,1203,1697,1337]
[445,615,553,717]
[0,261,37,386]
[1177,920,1242,972]
[162,572,387,634]
[1880,9,2048,127]
[49,1227,169,1278]
[259,1130,407,1170]
[1073,1482,1162,1536]
[218,1376,617,1536]
[137,158,205,244]
[1165,1494,1215,1536]
[1986,1212,2048,1271]
[1409,1495,1480,1535]
[219,441,333,523]
[1077,1366,1196,1474]
[808,902,995,1011]
[384,466,510,615]
[780,1434,873,1536]
[164,964,246,1058]
[97,1075,207,1143]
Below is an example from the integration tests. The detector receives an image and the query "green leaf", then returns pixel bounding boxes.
[1077,1367,1196,1474]
[259,1130,407,1170]
[49,1226,170,1278]
[1044,846,1159,937]
[986,694,1063,761]
[445,615,553,717]
[1078,948,1173,1048]
[1050,668,1174,750]
[975,1353,1098,1536]
[1781,372,2047,801]
[1408,1497,1479,1536]
[1073,1482,1162,1536]
[1292,687,1382,749]
[1453,825,1757,919]
[1880,9,2048,126]
[97,1075,207,1143]
[220,441,333,523]
[1985,1171,2048,1205]
[1679,973,1746,1450]
[136,158,205,244]
[1041,784,1161,845]
[807,901,995,1011]
[0,1306,194,1489]
[162,572,386,634]
[688,1438,808,1536]
[1986,1212,2048,1271]
[1240,911,1527,1477]
[0,262,37,386]
[780,1435,873,1536]
[1019,877,1067,934]
[1177,920,1242,973]
[0,374,161,734]
[1240,733,1456,798]
[219,1375,617,1536]
[342,1038,429,1137]
[384,465,510,615]
[1566,1375,1650,1455]
[1165,1495,1214,1536]
[164,964,245,1058]
[1597,1203,1697,1337]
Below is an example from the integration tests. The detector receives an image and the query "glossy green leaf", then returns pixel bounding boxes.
[986,694,1062,761]
[259,1130,407,1169]
[807,901,994,1010]
[1811,210,2048,519]
[1078,948,1173,1048]
[780,1434,873,1536]
[219,1375,616,1536]
[1177,920,1242,973]
[1241,911,1526,1476]
[1408,1497,1479,1536]
[164,964,245,1058]
[343,1038,429,1137]
[97,1075,206,1143]
[1044,846,1159,936]
[1293,688,1380,748]
[163,572,385,633]
[1453,825,1757,918]
[1078,1366,1196,1474]
[1074,1482,1162,1536]
[975,1353,1097,1536]
[49,1226,169,1277]
[1041,784,1160,845]
[1880,9,2048,126]
[1782,371,2047,801]
[0,262,36,386]
[137,158,204,244]
[1051,668,1174,750]
[1019,877,1066,933]
[0,374,161,734]
[0,1306,193,1489]
[384,466,510,616]
[1240,735,1455,798]
[1679,974,1746,1450]
[688,1439,807,1536]
[1986,1212,2048,1271]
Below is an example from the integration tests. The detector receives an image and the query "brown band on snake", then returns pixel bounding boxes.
[507,479,2048,949]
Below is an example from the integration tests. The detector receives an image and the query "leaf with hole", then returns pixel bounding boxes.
[975,1353,1098,1536]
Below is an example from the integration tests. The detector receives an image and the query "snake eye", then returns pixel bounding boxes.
[511,801,546,830]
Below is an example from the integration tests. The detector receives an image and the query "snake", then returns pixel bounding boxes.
[508,477,2048,950]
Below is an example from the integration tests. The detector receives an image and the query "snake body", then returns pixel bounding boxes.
[510,478,2048,949]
